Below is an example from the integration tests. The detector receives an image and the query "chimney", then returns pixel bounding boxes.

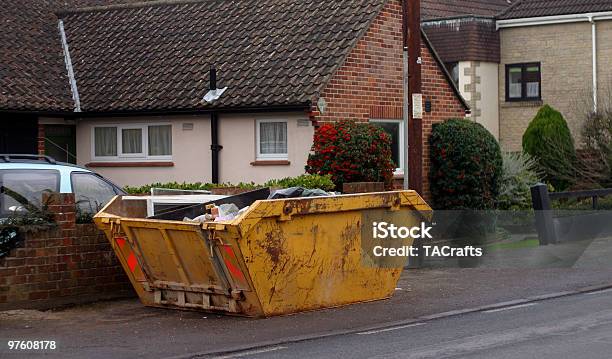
[210,65,217,91]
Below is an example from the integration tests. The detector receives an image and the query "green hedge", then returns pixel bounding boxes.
[123,174,335,194]
[429,118,503,210]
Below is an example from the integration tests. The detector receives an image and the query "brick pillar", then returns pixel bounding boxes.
[42,192,76,232]
[37,123,45,156]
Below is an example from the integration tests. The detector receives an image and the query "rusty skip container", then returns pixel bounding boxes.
[94,191,431,317]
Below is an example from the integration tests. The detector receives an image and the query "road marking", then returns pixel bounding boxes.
[212,346,287,359]
[586,288,612,295]
[373,309,612,359]
[484,303,538,314]
[357,322,425,335]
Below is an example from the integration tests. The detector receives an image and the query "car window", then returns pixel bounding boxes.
[0,170,60,215]
[71,172,117,214]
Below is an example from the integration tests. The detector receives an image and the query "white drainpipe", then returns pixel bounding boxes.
[58,19,81,113]
[589,16,598,113]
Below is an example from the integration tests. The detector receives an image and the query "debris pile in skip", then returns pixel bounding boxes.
[183,187,335,223]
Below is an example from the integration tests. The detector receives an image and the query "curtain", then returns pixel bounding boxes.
[260,122,287,154]
[509,83,522,98]
[508,68,522,98]
[526,82,540,98]
[94,127,117,157]
[122,128,142,154]
[149,125,172,156]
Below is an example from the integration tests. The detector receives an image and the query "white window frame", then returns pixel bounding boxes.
[370,119,405,173]
[91,123,173,162]
[256,119,289,160]
[118,125,147,158]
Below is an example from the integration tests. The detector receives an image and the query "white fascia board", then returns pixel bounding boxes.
[496,11,612,30]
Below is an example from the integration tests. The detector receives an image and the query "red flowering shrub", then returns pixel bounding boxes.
[306,120,395,190]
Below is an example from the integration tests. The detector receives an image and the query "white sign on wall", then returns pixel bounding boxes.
[412,93,423,119]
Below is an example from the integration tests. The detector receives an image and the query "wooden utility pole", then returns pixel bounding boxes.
[402,0,423,193]
[402,0,410,190]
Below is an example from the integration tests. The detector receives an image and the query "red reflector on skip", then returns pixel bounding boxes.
[223,246,245,280]
[127,253,138,273]
[116,237,126,249]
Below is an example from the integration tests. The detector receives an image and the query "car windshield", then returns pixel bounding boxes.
[0,169,60,215]
[71,172,118,214]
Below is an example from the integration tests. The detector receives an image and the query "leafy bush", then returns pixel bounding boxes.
[497,152,541,210]
[123,174,335,195]
[582,109,612,186]
[305,120,395,190]
[522,105,577,191]
[429,118,503,209]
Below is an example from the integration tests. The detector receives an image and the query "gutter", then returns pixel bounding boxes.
[10,104,311,119]
[496,11,612,29]
[58,19,81,113]
[421,15,495,27]
[497,12,609,112]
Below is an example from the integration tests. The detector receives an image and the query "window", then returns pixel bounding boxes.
[446,62,459,85]
[71,172,118,214]
[0,170,60,215]
[370,119,404,172]
[256,120,288,160]
[93,124,172,161]
[505,63,541,101]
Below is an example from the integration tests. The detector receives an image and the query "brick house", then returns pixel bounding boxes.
[2,0,468,196]
[497,0,612,151]
[422,0,513,140]
[423,0,612,152]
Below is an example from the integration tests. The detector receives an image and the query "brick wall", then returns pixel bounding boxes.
[0,193,133,310]
[310,0,467,199]
[37,121,45,156]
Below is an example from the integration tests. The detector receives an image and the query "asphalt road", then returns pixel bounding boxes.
[3,268,612,359]
[227,289,612,359]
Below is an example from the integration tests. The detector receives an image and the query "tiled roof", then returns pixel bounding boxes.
[422,0,513,21]
[0,0,152,112]
[58,0,385,113]
[0,1,73,112]
[423,19,499,63]
[498,0,612,20]
[421,0,509,63]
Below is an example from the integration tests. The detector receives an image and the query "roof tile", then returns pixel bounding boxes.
[498,0,612,20]
[422,0,513,20]
[59,0,385,112]
[0,0,153,112]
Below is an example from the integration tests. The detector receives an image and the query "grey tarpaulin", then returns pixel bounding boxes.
[268,187,331,199]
